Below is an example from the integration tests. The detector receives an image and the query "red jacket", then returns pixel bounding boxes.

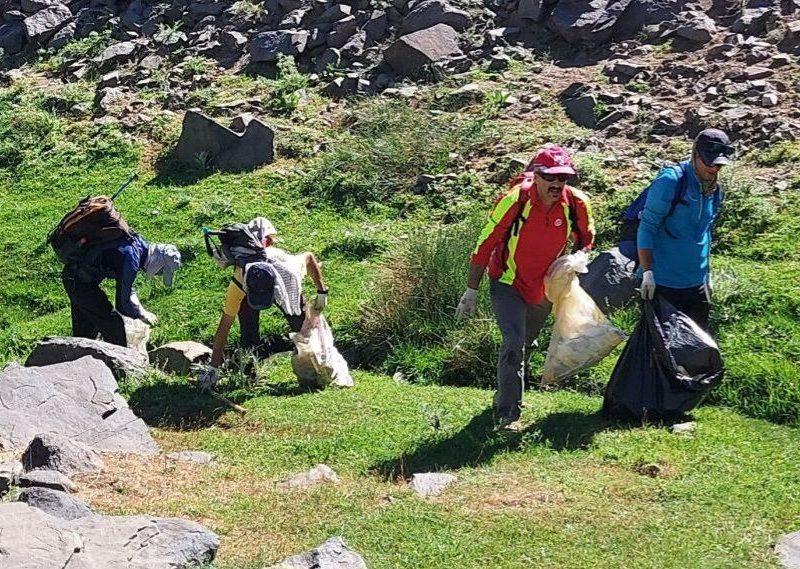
[472,178,595,305]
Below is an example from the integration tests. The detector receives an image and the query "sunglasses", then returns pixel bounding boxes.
[700,141,735,157]
[536,172,571,183]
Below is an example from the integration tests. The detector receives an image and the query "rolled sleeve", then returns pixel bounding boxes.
[637,167,680,250]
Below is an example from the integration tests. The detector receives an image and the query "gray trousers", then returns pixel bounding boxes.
[490,280,552,421]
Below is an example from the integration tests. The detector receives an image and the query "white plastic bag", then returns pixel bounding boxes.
[542,251,626,386]
[122,316,151,354]
[290,306,354,389]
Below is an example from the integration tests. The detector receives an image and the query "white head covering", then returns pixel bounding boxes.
[144,243,182,287]
[248,217,278,244]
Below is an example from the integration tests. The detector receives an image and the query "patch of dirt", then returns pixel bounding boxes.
[633,460,676,479]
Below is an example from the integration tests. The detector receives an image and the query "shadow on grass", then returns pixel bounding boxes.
[373,408,622,479]
[148,159,216,188]
[531,410,617,451]
[127,382,229,430]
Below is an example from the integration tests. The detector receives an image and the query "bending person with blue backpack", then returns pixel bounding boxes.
[620,128,732,330]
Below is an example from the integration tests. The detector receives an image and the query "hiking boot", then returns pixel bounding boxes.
[494,416,524,432]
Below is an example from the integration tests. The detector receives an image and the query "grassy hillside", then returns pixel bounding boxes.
[1,58,800,567]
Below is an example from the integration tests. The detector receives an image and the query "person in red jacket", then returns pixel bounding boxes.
[456,145,595,430]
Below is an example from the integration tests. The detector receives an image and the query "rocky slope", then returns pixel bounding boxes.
[1,0,799,154]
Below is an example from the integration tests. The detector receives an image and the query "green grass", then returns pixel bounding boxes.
[97,363,800,568]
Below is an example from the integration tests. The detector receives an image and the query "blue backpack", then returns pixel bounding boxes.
[618,163,721,264]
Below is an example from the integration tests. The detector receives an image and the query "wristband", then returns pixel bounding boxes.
[317,288,329,294]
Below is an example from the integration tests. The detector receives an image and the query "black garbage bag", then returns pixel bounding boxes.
[579,248,639,316]
[603,295,724,419]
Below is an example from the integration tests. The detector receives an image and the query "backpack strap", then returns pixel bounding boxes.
[663,163,688,239]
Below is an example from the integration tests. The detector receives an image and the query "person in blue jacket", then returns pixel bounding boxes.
[637,128,733,330]
[61,234,181,346]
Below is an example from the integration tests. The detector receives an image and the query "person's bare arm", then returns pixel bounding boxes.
[467,263,486,290]
[210,313,235,368]
[638,248,654,272]
[304,253,326,291]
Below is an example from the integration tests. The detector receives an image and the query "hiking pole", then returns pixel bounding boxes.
[187,377,247,416]
[111,173,139,201]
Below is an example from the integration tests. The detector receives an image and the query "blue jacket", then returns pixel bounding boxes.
[637,161,723,288]
[90,234,149,319]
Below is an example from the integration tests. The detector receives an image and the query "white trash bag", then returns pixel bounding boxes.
[290,306,354,389]
[122,316,151,354]
[542,251,626,387]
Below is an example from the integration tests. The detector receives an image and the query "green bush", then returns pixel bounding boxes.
[355,217,501,386]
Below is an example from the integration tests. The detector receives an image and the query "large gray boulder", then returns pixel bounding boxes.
[401,0,472,34]
[22,433,105,477]
[549,0,639,44]
[384,24,462,77]
[0,21,26,54]
[0,502,219,568]
[173,110,275,172]
[26,336,149,381]
[23,4,72,44]
[19,469,76,493]
[778,531,800,569]
[578,248,638,315]
[0,357,159,454]
[19,487,94,520]
[149,341,212,375]
[268,537,367,569]
[250,29,309,62]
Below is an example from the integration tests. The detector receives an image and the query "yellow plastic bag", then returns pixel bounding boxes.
[542,251,626,386]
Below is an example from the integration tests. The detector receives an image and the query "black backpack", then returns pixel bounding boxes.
[204,223,268,268]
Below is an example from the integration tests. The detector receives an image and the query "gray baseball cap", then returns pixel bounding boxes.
[696,128,734,166]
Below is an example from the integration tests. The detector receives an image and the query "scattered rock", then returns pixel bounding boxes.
[673,11,716,43]
[23,4,73,44]
[0,502,219,568]
[409,472,457,497]
[670,421,696,434]
[19,487,94,520]
[762,92,779,107]
[278,464,341,491]
[549,0,641,45]
[561,87,598,129]
[26,336,149,381]
[149,341,212,375]
[778,531,800,569]
[401,0,472,34]
[0,21,26,54]
[19,469,77,493]
[383,24,463,78]
[95,41,139,71]
[250,29,309,62]
[167,451,215,465]
[0,357,159,454]
[173,109,275,172]
[267,536,367,569]
[22,433,105,477]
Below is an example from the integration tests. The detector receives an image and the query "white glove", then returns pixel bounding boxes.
[456,288,479,319]
[313,290,328,311]
[640,270,656,300]
[140,309,158,326]
[198,367,219,390]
